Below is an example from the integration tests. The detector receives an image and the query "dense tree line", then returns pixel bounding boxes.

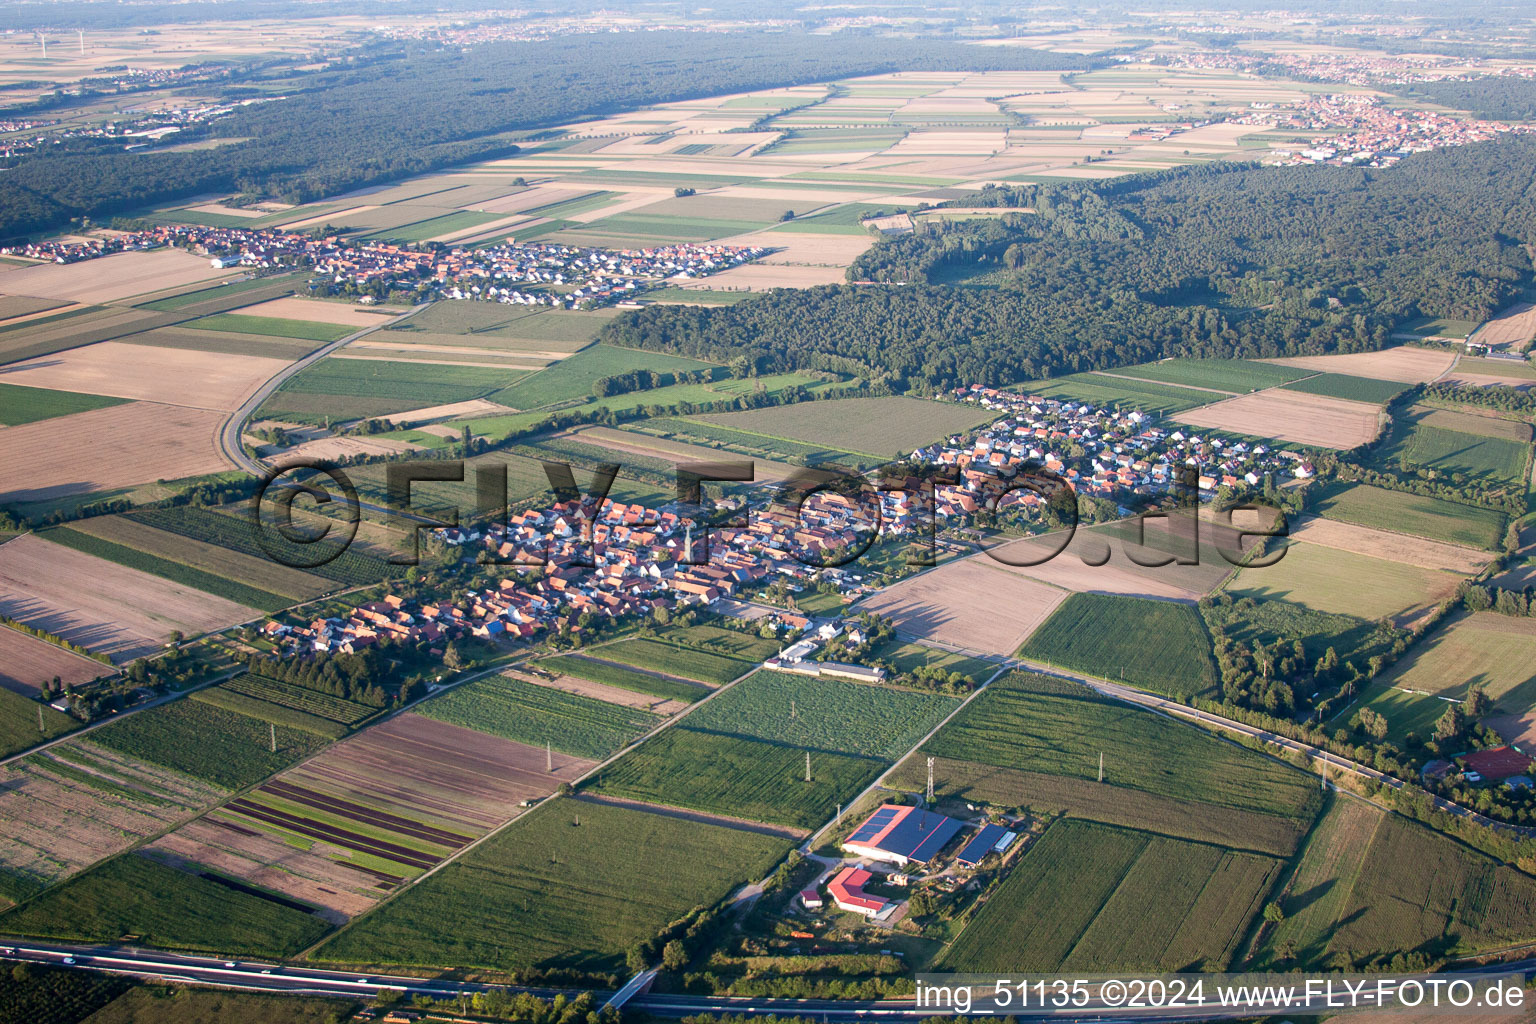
[603,140,1536,391]
[0,32,1082,239]
[1393,76,1536,119]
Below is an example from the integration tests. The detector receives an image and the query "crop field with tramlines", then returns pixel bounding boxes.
[223,673,377,726]
[593,638,754,685]
[127,506,406,585]
[317,798,790,973]
[938,820,1279,973]
[682,670,957,761]
[1019,593,1217,699]
[416,674,660,759]
[587,727,884,830]
[542,654,708,703]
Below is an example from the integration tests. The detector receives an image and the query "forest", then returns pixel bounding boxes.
[601,140,1536,390]
[0,32,1082,239]
[1393,76,1536,119]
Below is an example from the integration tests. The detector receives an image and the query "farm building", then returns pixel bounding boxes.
[955,823,1018,867]
[1460,746,1534,781]
[828,866,894,919]
[800,888,823,909]
[841,803,963,866]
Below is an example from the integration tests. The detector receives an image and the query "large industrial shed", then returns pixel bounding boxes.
[841,803,963,866]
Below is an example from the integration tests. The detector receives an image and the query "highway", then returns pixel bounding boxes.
[4,941,1531,1021]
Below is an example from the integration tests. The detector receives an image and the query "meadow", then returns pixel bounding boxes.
[922,673,1318,822]
[1281,373,1407,404]
[543,654,708,703]
[39,526,291,612]
[490,344,718,411]
[88,699,332,790]
[1225,541,1459,622]
[1374,413,1531,488]
[1111,358,1308,393]
[629,416,871,468]
[938,820,1278,973]
[416,674,660,759]
[0,383,126,426]
[586,727,885,830]
[189,312,355,342]
[267,358,524,420]
[0,685,75,759]
[1311,481,1506,550]
[680,669,957,761]
[317,799,789,972]
[1019,593,1217,699]
[694,396,992,459]
[0,854,331,957]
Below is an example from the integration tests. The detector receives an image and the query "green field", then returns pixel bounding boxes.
[224,673,376,725]
[1258,805,1536,966]
[127,506,406,586]
[1399,316,1479,339]
[1112,359,1309,393]
[416,674,660,759]
[1281,373,1407,404]
[80,987,358,1024]
[489,344,718,411]
[0,685,75,759]
[865,638,997,686]
[39,527,290,612]
[922,673,1318,823]
[135,275,296,312]
[629,416,871,468]
[268,357,523,420]
[693,396,993,459]
[1374,411,1531,488]
[0,383,127,426]
[1018,374,1216,415]
[88,699,331,790]
[592,639,754,686]
[1201,593,1399,680]
[1226,541,1457,621]
[317,799,788,972]
[1311,481,1506,549]
[940,820,1279,972]
[588,727,885,829]
[542,655,708,703]
[681,669,957,761]
[1020,594,1217,700]
[189,686,348,740]
[0,854,331,956]
[188,313,354,342]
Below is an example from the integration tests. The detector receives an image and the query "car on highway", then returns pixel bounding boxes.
[62,957,75,964]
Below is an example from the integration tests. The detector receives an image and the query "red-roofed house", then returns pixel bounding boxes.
[828,867,891,919]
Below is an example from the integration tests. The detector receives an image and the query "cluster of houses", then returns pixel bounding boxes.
[931,384,1313,518]
[1,225,765,310]
[1159,47,1536,89]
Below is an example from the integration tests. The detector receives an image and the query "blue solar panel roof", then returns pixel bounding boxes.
[847,807,900,844]
[956,824,1008,865]
[881,810,964,863]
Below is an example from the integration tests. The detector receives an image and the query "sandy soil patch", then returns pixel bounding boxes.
[1262,347,1456,383]
[685,262,847,289]
[275,204,378,230]
[1469,302,1536,352]
[272,435,422,461]
[0,401,231,506]
[150,818,384,921]
[858,558,1068,656]
[187,203,263,219]
[232,297,399,327]
[1289,515,1490,574]
[0,250,236,303]
[1485,712,1536,753]
[0,340,290,411]
[0,626,107,695]
[1175,390,1382,449]
[383,399,513,425]
[0,741,226,892]
[507,668,689,716]
[0,534,257,661]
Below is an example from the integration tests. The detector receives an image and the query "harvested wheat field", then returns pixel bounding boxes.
[1441,371,1536,390]
[0,627,107,696]
[0,740,225,896]
[1468,302,1536,352]
[568,426,801,481]
[859,557,1068,655]
[1175,390,1382,448]
[274,435,423,460]
[0,341,290,411]
[181,713,595,910]
[0,535,258,661]
[506,668,690,716]
[1263,347,1455,384]
[384,399,514,425]
[687,262,847,289]
[0,401,230,506]
[232,296,403,326]
[1288,516,1491,574]
[0,250,236,303]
